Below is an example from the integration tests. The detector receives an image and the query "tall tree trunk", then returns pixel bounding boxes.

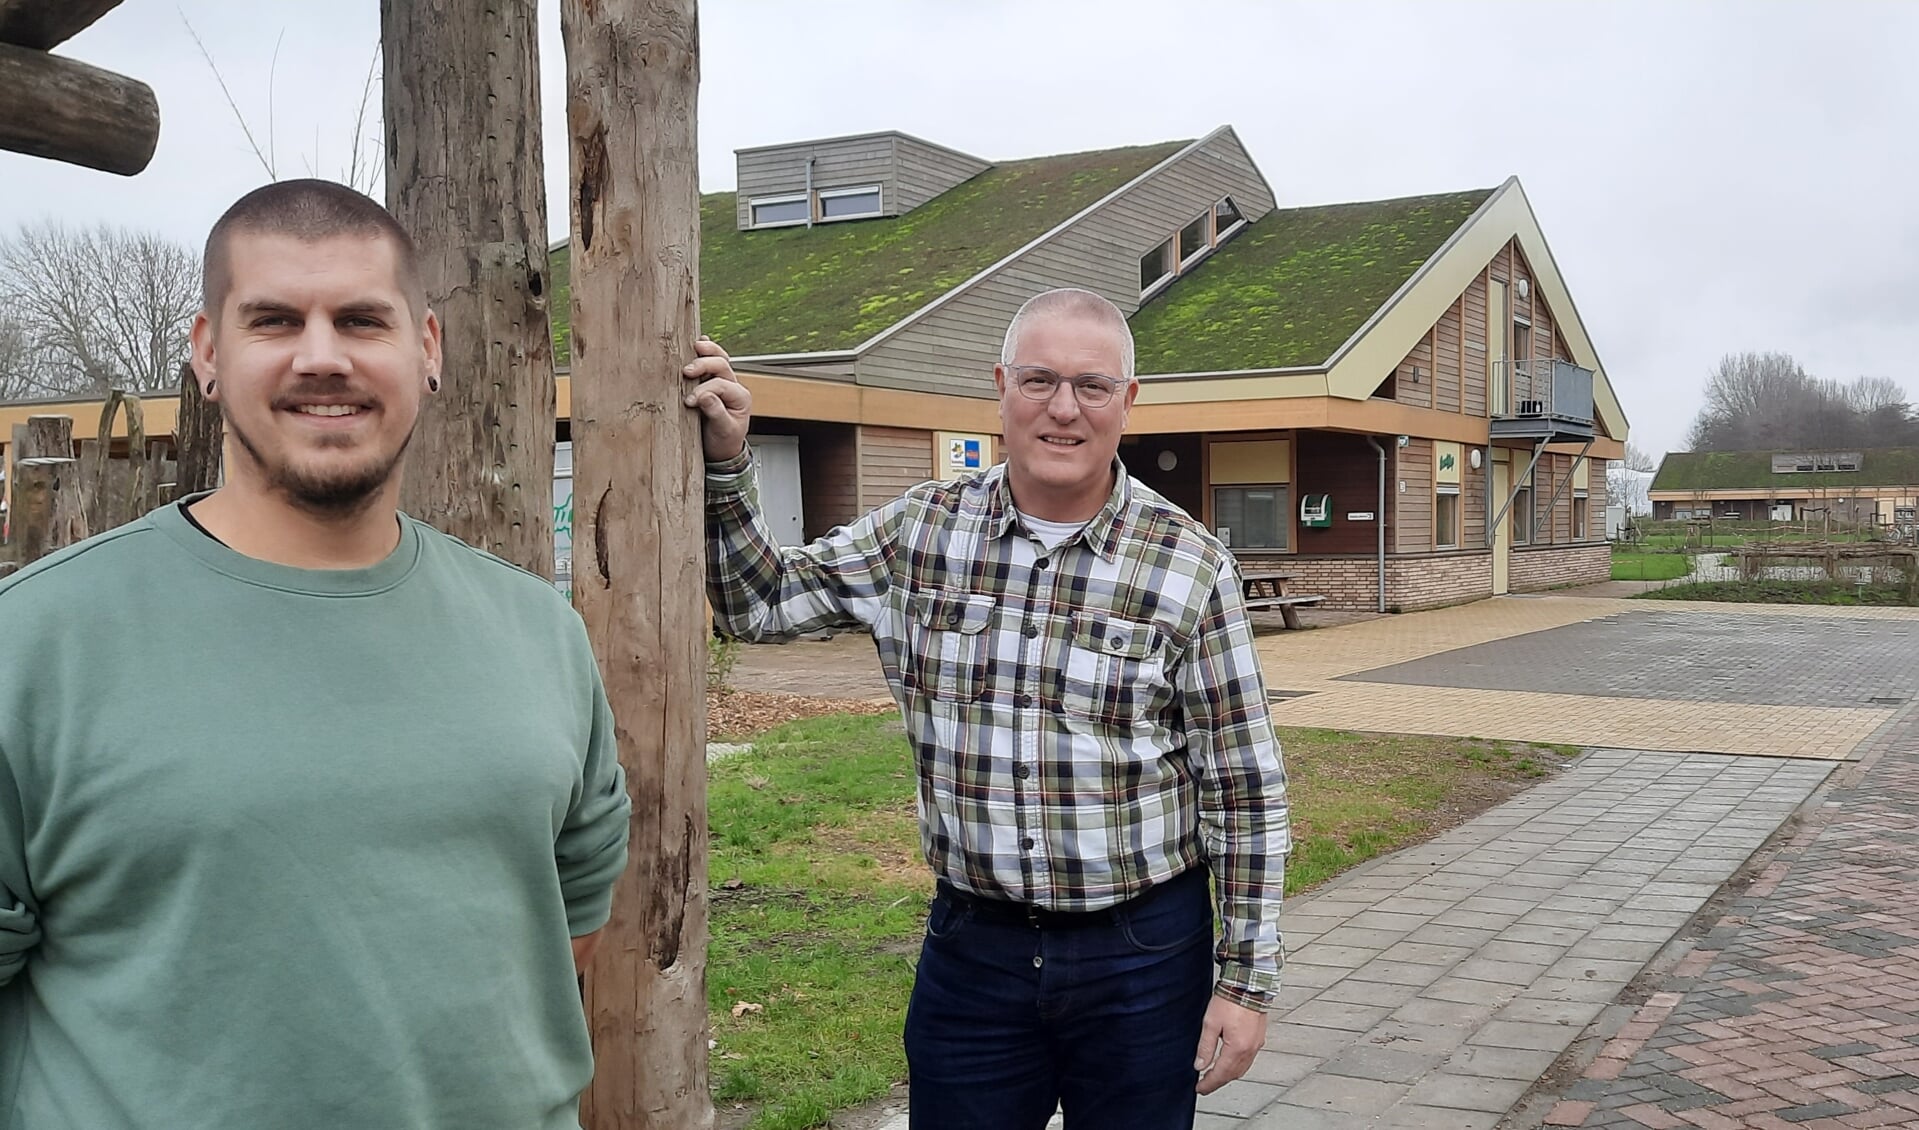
[381,0,555,576]
[561,2,710,1126]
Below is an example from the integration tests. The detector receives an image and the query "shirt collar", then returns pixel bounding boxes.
[984,460,1132,563]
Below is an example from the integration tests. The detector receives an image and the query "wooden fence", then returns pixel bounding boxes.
[0,368,221,576]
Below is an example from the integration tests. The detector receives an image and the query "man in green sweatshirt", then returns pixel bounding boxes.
[0,180,630,1129]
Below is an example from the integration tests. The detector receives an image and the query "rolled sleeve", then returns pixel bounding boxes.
[555,664,630,937]
[1176,564,1290,1006]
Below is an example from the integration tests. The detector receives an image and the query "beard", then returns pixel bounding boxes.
[224,411,414,518]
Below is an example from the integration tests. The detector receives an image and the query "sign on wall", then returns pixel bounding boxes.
[934,431,994,478]
[1435,442,1463,486]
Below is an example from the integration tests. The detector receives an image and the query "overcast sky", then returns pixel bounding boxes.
[3,1,1913,458]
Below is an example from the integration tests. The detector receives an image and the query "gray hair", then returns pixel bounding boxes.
[1000,287,1136,380]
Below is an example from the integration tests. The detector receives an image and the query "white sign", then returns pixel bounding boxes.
[1346,511,1375,521]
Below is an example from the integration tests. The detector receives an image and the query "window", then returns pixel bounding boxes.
[1214,196,1245,238]
[1511,484,1534,544]
[1436,484,1461,548]
[1573,490,1589,539]
[1213,485,1289,550]
[1140,239,1175,293]
[1140,196,1246,297]
[1179,213,1210,265]
[749,194,809,228]
[818,184,882,221]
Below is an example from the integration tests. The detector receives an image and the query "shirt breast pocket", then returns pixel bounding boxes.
[908,590,997,704]
[1060,612,1167,726]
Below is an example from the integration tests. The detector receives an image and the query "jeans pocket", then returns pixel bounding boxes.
[925,895,972,942]
[1117,881,1211,955]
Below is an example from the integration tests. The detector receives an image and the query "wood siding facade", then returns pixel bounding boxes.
[856,130,1276,398]
[734,132,988,229]
[858,425,934,512]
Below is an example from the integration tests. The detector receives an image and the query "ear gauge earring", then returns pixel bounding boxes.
[427,374,441,393]
[204,380,216,397]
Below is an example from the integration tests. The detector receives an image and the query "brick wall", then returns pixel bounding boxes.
[1242,552,1494,612]
[1510,543,1608,592]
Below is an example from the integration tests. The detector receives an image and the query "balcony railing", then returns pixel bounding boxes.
[1491,359,1595,422]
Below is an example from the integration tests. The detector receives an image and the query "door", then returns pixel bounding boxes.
[753,433,807,546]
[1491,456,1511,595]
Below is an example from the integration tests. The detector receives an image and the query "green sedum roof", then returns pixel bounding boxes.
[1128,189,1494,373]
[1652,449,1919,493]
[549,141,1187,365]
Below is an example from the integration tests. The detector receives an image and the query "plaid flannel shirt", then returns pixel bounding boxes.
[705,448,1289,1008]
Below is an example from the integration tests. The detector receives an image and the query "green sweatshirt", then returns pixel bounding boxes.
[0,499,630,1129]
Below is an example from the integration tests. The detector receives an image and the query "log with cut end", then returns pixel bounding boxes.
[0,41,157,175]
[0,0,126,50]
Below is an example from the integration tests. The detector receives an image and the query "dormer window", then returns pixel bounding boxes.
[748,184,885,229]
[1140,239,1175,293]
[819,185,882,220]
[749,194,810,228]
[1140,195,1247,297]
[1214,197,1245,238]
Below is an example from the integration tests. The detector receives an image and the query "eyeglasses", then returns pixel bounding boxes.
[1007,364,1127,408]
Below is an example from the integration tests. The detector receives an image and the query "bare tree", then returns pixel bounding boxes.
[1684,353,1918,452]
[0,221,199,396]
[1622,442,1656,472]
[0,310,55,399]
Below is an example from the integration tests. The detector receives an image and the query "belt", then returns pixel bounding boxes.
[935,867,1199,930]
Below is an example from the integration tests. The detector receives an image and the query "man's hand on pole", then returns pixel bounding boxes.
[682,337,752,461]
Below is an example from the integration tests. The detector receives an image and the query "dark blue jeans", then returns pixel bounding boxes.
[903,868,1214,1130]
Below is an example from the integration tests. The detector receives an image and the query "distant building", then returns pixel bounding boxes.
[1649,449,1919,526]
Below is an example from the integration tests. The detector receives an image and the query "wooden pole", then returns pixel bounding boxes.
[172,361,223,499]
[561,2,711,1126]
[381,0,556,578]
[11,456,86,565]
[0,41,157,175]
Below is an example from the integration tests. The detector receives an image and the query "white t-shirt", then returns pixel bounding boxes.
[1018,512,1088,553]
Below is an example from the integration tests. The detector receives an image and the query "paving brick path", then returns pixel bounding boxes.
[1198,750,1832,1129]
[1524,709,1919,1130]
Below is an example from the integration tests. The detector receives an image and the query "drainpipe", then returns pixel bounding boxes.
[804,156,816,229]
[1365,436,1387,612]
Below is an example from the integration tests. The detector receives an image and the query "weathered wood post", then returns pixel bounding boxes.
[381,0,556,576]
[11,456,87,564]
[172,361,223,499]
[13,414,75,461]
[561,1,712,1125]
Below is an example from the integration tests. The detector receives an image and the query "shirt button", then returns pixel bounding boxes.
[1108,636,1122,649]
[1033,955,1044,968]
[1017,693,1033,708]
[1024,622,1040,638]
[947,611,961,626]
[1035,557,1051,570]
[1014,763,1031,779]
[1021,836,1035,850]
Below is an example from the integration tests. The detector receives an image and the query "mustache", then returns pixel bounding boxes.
[268,380,379,411]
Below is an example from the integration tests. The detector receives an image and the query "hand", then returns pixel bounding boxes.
[682,337,752,461]
[1194,995,1267,1095]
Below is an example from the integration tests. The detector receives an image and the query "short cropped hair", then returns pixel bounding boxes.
[202,179,426,320]
[1000,287,1135,380]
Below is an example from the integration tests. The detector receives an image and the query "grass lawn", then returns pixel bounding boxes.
[1639,579,1919,606]
[1611,550,1693,581]
[706,714,1577,1129]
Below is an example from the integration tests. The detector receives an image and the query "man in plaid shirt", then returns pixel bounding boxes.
[684,288,1289,1129]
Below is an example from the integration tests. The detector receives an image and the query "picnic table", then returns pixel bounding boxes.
[1237,569,1325,630]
